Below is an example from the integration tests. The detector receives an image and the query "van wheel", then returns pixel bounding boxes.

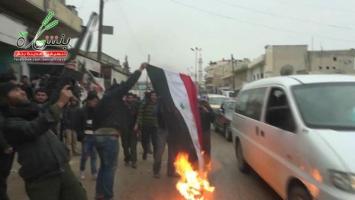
[235,140,249,173]
[224,126,232,142]
[288,184,312,200]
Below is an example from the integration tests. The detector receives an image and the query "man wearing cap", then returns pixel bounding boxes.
[0,112,14,200]
[77,91,99,180]
[0,81,87,200]
[0,72,17,200]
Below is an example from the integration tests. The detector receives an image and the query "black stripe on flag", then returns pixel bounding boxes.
[146,65,198,164]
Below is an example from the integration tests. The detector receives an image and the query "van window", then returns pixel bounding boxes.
[293,83,355,130]
[235,91,250,115]
[265,88,296,132]
[235,88,266,120]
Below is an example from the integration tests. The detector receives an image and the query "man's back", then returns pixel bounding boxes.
[93,70,141,131]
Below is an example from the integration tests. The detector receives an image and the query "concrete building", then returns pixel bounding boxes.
[308,50,355,74]
[87,52,129,89]
[0,0,82,78]
[247,45,355,82]
[204,58,250,93]
[205,45,355,94]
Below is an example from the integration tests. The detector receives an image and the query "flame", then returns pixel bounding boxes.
[174,153,215,200]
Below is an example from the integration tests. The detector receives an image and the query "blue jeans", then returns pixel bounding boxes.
[94,136,119,200]
[80,136,97,175]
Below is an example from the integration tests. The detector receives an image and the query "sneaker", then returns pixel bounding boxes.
[80,171,85,180]
[131,162,137,169]
[142,153,147,160]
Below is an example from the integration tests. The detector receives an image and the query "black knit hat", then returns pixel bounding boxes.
[0,82,18,99]
[0,72,16,83]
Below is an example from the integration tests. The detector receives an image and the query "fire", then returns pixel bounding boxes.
[174,153,215,200]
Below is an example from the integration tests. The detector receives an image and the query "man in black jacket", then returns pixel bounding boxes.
[0,82,87,200]
[0,112,14,200]
[78,92,99,180]
[93,63,146,200]
[0,72,17,200]
[199,99,215,166]
[62,99,81,158]
[33,88,49,109]
[122,93,139,168]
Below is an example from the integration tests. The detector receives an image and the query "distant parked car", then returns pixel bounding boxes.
[232,75,355,200]
[206,94,228,112]
[214,99,236,141]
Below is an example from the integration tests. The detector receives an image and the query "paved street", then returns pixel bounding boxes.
[8,132,281,200]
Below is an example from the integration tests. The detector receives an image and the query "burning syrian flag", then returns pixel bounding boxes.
[147,65,215,200]
[147,65,203,167]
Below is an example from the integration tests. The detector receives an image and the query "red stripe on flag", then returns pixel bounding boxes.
[179,74,203,148]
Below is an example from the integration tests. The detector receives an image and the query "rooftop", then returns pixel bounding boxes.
[243,74,355,90]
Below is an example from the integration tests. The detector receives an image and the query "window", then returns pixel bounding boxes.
[293,83,355,130]
[319,66,322,70]
[265,88,296,132]
[333,57,337,61]
[326,66,330,70]
[333,66,336,70]
[235,88,266,120]
[235,91,250,115]
[261,73,264,78]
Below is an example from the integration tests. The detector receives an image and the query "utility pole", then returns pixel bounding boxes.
[231,54,236,91]
[146,54,151,90]
[194,49,198,82]
[198,50,203,85]
[98,0,104,62]
[191,47,202,83]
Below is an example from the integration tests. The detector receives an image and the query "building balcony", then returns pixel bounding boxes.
[222,74,233,80]
[205,74,214,79]
[0,0,82,37]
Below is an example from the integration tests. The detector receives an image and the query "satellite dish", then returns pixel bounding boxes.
[280,64,294,76]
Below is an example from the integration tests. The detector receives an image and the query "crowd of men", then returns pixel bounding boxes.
[0,63,215,200]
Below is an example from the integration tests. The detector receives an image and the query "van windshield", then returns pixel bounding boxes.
[292,83,355,130]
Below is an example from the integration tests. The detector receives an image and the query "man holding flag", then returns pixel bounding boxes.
[146,65,205,171]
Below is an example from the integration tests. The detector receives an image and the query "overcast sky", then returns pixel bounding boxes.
[66,0,355,73]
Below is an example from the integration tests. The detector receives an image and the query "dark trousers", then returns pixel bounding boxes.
[141,126,157,156]
[167,140,177,176]
[152,129,167,175]
[121,128,138,163]
[202,130,211,166]
[0,152,14,200]
[25,164,87,200]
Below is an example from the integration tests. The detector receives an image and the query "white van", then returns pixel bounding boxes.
[232,75,355,200]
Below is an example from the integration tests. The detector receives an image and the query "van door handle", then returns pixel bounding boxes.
[260,130,265,137]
